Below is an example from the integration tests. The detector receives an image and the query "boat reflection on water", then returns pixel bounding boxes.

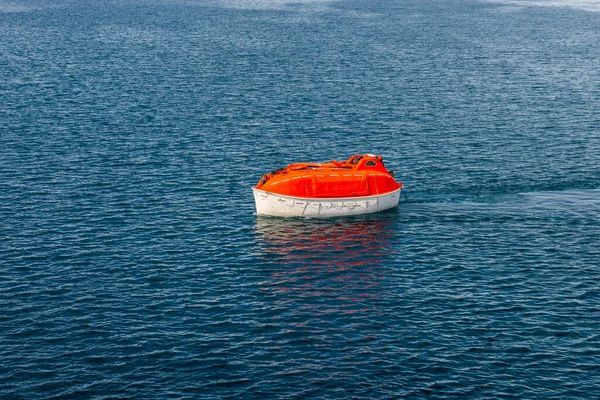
[254,213,397,301]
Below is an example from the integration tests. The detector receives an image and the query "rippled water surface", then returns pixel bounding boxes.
[1,0,600,398]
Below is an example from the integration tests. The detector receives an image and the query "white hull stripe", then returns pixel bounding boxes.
[252,188,401,217]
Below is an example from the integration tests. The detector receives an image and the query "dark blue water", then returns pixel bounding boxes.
[2,0,600,398]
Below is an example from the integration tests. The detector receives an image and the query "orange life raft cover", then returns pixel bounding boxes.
[254,154,403,199]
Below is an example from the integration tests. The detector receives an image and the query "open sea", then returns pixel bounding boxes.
[1,0,600,398]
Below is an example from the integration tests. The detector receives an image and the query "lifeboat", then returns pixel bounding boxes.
[252,154,403,217]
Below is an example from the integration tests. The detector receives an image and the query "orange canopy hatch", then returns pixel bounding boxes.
[254,154,403,199]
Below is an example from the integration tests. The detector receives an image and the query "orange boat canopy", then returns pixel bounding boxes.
[254,154,403,199]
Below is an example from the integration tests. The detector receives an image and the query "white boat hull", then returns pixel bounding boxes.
[252,187,401,218]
